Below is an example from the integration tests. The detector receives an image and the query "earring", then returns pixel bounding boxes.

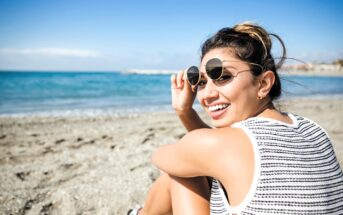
[257,95,263,100]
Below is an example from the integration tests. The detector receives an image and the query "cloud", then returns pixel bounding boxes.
[0,48,101,58]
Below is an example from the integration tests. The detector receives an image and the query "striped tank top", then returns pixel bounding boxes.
[210,113,343,215]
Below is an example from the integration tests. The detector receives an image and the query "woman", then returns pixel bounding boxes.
[128,22,343,215]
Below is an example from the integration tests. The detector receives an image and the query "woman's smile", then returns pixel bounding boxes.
[207,103,230,120]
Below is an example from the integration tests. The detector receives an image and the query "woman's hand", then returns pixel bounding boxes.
[171,70,210,131]
[171,70,197,114]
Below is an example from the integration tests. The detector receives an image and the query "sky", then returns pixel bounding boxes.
[0,0,342,71]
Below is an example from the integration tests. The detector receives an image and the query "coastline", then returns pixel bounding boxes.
[280,62,343,77]
[279,69,343,77]
[0,97,342,214]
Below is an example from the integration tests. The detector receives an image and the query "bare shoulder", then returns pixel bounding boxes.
[184,126,251,150]
[183,127,254,176]
[151,126,253,178]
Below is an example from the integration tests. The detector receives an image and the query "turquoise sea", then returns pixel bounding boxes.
[1,71,343,116]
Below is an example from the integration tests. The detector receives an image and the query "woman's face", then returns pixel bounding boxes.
[196,48,261,127]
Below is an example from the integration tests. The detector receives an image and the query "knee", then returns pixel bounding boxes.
[169,176,211,215]
[170,176,211,200]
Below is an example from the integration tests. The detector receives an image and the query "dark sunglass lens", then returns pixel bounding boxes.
[206,58,223,80]
[187,66,200,85]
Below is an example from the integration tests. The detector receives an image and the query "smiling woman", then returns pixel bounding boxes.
[127,22,343,215]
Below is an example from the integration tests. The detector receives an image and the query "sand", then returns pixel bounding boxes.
[0,97,342,215]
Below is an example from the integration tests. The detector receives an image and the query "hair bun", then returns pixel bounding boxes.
[233,22,272,59]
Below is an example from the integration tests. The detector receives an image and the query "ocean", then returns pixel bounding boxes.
[1,71,343,116]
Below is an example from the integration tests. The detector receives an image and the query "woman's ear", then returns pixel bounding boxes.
[258,70,275,99]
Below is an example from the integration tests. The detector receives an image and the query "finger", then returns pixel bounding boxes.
[176,70,184,87]
[183,72,191,90]
[191,85,198,93]
[182,69,194,92]
[182,69,188,81]
[170,74,177,89]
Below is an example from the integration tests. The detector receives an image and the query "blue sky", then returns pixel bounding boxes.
[0,0,342,71]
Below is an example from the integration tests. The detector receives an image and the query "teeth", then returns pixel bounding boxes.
[208,104,229,111]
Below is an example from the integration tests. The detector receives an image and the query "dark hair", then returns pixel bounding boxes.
[201,22,286,101]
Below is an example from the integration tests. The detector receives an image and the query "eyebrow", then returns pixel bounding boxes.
[199,65,238,74]
[222,65,240,72]
[223,65,238,69]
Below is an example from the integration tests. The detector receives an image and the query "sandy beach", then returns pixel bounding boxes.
[0,97,342,215]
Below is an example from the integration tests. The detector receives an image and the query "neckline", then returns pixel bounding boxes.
[248,112,299,128]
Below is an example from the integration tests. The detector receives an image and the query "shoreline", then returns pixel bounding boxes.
[1,97,342,214]
[1,95,343,118]
[279,68,343,77]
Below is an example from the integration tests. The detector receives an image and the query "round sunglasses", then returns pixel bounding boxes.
[186,58,263,86]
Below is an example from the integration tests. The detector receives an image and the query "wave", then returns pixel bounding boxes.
[0,104,175,117]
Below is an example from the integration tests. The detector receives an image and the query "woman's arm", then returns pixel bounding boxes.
[152,128,216,177]
[176,108,211,131]
[151,127,250,178]
[171,71,211,131]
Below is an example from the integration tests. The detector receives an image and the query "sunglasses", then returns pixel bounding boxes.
[186,58,263,86]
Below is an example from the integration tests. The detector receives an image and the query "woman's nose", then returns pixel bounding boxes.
[203,81,219,99]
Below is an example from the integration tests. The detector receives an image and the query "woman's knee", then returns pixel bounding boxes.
[170,176,210,200]
[170,176,210,215]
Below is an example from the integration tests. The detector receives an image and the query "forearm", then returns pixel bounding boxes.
[176,108,211,131]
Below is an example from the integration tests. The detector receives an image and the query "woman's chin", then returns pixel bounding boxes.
[211,118,233,128]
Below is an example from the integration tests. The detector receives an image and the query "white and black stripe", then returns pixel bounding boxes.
[210,113,343,215]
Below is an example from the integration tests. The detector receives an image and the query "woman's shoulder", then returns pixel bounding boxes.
[151,126,253,178]
[182,127,254,178]
[185,127,253,161]
[187,126,249,146]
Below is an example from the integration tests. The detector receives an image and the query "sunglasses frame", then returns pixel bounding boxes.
[186,58,263,86]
